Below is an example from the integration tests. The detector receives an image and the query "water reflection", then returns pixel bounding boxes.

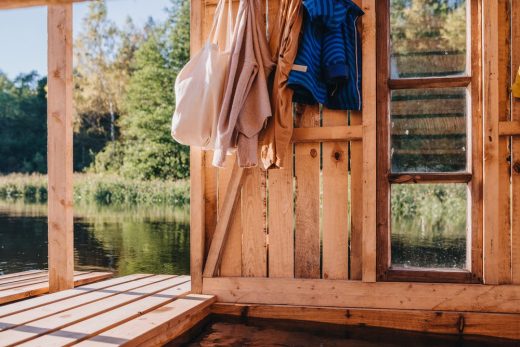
[0,201,190,276]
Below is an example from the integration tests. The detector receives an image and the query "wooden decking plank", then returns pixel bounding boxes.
[0,274,150,319]
[19,282,193,346]
[0,271,47,285]
[0,276,190,346]
[0,271,87,291]
[0,272,112,306]
[0,275,175,332]
[76,294,215,347]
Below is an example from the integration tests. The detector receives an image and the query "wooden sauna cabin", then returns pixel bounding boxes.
[191,0,520,340]
[1,0,519,344]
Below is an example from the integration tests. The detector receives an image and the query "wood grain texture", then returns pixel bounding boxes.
[219,155,243,277]
[469,0,484,283]
[291,126,362,142]
[203,277,520,314]
[211,303,520,340]
[268,145,294,278]
[322,109,349,280]
[388,76,472,90]
[294,105,321,279]
[241,165,268,277]
[375,0,391,282]
[76,295,215,347]
[512,0,520,284]
[47,4,74,293]
[483,0,511,284]
[361,0,377,283]
[189,0,206,293]
[203,162,245,277]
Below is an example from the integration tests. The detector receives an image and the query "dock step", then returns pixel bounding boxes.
[0,274,214,346]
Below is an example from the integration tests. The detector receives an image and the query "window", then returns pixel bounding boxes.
[377,0,481,283]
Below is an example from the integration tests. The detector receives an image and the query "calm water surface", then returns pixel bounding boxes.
[183,319,518,347]
[0,201,190,275]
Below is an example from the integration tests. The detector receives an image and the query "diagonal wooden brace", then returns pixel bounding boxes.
[203,160,246,277]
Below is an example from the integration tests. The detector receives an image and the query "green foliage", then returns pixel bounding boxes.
[74,1,144,171]
[391,184,467,237]
[92,0,190,180]
[0,71,47,174]
[0,173,189,206]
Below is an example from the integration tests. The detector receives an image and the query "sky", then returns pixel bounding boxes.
[0,0,171,79]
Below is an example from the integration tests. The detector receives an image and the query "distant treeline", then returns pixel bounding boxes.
[0,0,190,181]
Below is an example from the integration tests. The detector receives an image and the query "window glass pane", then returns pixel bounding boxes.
[391,184,467,269]
[390,0,467,78]
[391,88,467,173]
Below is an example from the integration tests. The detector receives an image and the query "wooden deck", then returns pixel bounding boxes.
[0,274,215,346]
[0,271,113,305]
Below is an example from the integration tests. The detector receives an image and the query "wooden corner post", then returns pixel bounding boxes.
[47,3,74,292]
[190,0,205,294]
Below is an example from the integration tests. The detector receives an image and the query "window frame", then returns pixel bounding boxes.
[376,0,483,283]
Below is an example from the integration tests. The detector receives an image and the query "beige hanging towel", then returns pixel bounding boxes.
[260,0,303,169]
[212,0,275,168]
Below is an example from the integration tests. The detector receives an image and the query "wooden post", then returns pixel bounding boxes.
[483,0,511,284]
[47,3,74,292]
[361,0,377,282]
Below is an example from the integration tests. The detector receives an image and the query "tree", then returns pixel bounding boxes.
[74,0,143,171]
[93,0,190,180]
[0,71,47,173]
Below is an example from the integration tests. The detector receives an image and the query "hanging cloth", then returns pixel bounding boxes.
[287,0,364,110]
[212,0,275,168]
[260,0,304,170]
[171,0,233,148]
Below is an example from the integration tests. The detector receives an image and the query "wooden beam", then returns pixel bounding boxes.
[388,173,472,184]
[203,161,246,277]
[499,121,520,136]
[211,303,520,340]
[291,125,362,143]
[388,76,472,90]
[361,0,377,282]
[0,0,85,10]
[47,3,74,293]
[203,277,520,314]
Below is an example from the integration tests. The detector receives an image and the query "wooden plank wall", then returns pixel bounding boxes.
[194,0,519,291]
[197,0,370,282]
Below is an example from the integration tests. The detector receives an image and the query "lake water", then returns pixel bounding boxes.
[0,201,190,276]
[0,200,467,276]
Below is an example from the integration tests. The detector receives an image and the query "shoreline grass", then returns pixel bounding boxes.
[0,173,190,206]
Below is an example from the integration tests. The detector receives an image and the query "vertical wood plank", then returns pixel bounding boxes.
[361,0,377,283]
[219,155,243,277]
[511,0,520,284]
[204,154,218,256]
[375,0,391,283]
[189,0,205,294]
[47,3,74,293]
[294,104,321,278]
[268,145,294,278]
[349,0,363,281]
[322,110,349,280]
[483,0,511,284]
[470,0,484,282]
[241,165,268,277]
[497,0,512,284]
